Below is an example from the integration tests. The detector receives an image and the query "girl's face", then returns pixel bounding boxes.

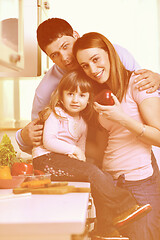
[62,86,90,117]
[76,48,110,84]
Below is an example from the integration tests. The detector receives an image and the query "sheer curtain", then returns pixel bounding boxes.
[0,0,159,128]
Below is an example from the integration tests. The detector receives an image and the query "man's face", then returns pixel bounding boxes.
[45,35,78,72]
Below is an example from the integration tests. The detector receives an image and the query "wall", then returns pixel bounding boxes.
[49,0,160,72]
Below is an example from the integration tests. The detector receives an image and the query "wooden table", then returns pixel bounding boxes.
[0,182,90,240]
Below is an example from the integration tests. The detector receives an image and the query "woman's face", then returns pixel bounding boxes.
[76,47,110,84]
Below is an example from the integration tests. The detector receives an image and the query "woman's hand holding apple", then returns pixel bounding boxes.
[94,93,126,123]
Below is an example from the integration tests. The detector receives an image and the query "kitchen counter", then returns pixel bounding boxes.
[0,182,90,240]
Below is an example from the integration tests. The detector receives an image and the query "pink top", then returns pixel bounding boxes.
[99,74,159,181]
[32,107,87,158]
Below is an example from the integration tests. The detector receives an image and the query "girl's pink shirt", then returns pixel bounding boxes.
[99,74,159,181]
[32,107,87,158]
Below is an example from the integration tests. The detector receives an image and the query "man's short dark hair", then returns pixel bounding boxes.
[37,18,74,52]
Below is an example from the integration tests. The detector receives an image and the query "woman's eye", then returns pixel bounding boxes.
[63,44,69,49]
[81,65,88,70]
[93,57,99,63]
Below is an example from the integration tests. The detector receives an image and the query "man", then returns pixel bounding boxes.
[16,18,160,161]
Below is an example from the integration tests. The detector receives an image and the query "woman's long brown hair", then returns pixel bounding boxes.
[73,32,133,102]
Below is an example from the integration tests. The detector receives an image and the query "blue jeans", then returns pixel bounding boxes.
[119,172,160,240]
[33,152,137,235]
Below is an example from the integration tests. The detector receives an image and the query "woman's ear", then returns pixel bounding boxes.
[73,30,80,39]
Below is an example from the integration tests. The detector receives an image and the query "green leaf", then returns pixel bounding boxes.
[0,134,17,167]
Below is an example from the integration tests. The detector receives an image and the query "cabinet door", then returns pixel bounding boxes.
[0,0,39,77]
[0,0,24,72]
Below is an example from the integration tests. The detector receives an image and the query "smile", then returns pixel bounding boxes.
[94,70,104,79]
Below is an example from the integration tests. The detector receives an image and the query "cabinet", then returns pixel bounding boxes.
[0,0,39,77]
[0,0,24,71]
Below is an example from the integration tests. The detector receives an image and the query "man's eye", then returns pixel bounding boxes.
[51,52,58,59]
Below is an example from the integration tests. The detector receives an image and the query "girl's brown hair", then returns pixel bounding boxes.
[73,32,133,102]
[39,69,94,123]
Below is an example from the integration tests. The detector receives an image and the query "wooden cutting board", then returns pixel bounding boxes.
[13,185,91,195]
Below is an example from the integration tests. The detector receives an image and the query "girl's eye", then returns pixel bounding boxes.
[67,92,73,96]
[80,93,87,97]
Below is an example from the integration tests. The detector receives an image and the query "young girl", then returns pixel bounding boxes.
[73,32,160,240]
[32,70,151,239]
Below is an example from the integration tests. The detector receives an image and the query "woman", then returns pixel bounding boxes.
[32,71,151,237]
[32,70,151,239]
[73,32,160,240]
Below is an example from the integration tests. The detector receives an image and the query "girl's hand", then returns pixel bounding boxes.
[94,94,126,123]
[68,147,86,161]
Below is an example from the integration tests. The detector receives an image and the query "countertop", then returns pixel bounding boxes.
[0,182,90,240]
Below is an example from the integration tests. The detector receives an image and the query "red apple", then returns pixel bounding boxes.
[11,162,33,176]
[94,89,114,105]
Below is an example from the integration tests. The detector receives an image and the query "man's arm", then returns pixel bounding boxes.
[114,44,160,92]
[134,69,160,93]
[114,44,141,71]
[15,65,63,153]
[16,119,43,154]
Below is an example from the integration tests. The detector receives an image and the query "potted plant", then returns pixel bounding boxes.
[0,134,33,179]
[0,134,17,179]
